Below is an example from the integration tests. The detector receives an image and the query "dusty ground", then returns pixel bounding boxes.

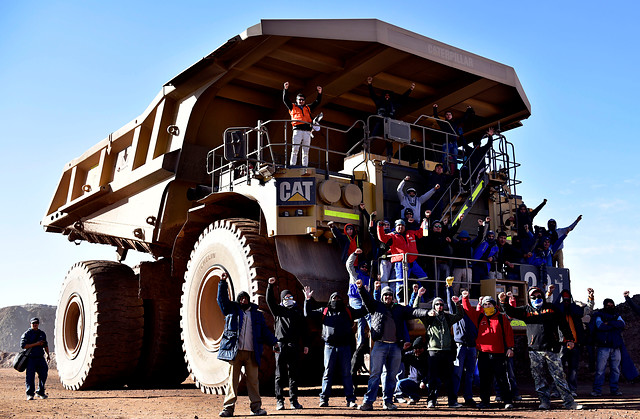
[2,368,640,418]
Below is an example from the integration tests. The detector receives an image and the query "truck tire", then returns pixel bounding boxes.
[181,218,284,394]
[55,261,144,390]
[129,298,189,388]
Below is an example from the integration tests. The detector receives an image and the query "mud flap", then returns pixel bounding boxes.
[275,236,349,301]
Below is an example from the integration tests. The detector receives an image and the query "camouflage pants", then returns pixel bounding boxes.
[529,350,575,407]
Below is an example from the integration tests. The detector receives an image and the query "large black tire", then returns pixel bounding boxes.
[54,261,144,390]
[180,218,299,394]
[129,298,189,388]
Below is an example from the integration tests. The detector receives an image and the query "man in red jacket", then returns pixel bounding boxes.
[377,219,428,302]
[461,291,514,409]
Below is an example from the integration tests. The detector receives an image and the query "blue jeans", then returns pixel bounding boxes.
[364,342,402,404]
[321,344,355,402]
[397,378,421,401]
[452,344,476,401]
[394,261,426,302]
[349,298,370,347]
[593,347,621,393]
[25,356,48,396]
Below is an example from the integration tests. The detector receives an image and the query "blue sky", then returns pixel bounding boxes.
[1,1,638,309]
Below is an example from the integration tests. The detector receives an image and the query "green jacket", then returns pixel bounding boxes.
[419,302,463,351]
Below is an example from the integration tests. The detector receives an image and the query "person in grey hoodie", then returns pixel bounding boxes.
[397,175,439,218]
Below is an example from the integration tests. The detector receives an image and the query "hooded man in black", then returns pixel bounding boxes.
[304,286,367,408]
[550,288,586,395]
[266,277,309,410]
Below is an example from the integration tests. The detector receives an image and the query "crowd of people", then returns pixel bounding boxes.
[213,260,640,416]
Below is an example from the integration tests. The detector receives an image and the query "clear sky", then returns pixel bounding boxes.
[1,1,638,309]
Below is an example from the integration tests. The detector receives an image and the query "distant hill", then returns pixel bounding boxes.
[0,305,56,352]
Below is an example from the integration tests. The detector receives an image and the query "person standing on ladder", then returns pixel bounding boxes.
[283,81,322,167]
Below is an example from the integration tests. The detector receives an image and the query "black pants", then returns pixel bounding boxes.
[477,351,512,404]
[427,350,456,404]
[275,342,301,402]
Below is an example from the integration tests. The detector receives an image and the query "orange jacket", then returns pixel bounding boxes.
[289,105,312,127]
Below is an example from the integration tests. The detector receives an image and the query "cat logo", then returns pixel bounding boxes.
[276,178,316,206]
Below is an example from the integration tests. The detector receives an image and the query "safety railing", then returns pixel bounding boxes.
[376,250,529,305]
[207,118,367,191]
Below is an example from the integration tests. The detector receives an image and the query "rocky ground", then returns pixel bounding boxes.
[2,368,640,418]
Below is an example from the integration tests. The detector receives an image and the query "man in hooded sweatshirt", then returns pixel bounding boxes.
[328,221,360,266]
[356,282,429,411]
[303,285,368,408]
[547,216,582,268]
[397,175,439,219]
[590,298,625,396]
[217,272,278,417]
[462,292,515,409]
[499,287,583,410]
[266,277,309,410]
[505,199,547,237]
[415,287,464,408]
[547,287,587,396]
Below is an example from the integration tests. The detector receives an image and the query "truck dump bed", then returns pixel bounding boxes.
[42,19,531,258]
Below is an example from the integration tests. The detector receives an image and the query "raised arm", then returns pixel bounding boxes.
[530,198,548,220]
[282,82,293,111]
[217,273,234,315]
[397,177,407,201]
[266,278,282,317]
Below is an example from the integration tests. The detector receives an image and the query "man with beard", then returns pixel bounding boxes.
[356,282,428,411]
[499,287,582,410]
[217,273,279,417]
[415,287,464,408]
[266,277,309,410]
[397,175,439,219]
[304,285,368,408]
[590,298,625,396]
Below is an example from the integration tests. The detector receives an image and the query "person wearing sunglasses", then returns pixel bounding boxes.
[499,287,583,410]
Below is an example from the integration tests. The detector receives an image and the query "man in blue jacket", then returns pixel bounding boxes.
[591,298,625,396]
[20,317,50,400]
[217,272,278,417]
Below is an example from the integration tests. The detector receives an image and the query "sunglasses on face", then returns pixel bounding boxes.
[283,295,294,300]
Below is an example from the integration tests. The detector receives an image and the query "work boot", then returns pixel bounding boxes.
[358,402,373,411]
[290,400,303,409]
[276,400,285,410]
[383,402,398,410]
[35,393,48,399]
[218,409,233,417]
[251,408,267,416]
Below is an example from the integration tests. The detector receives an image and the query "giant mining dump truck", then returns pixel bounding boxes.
[42,19,572,393]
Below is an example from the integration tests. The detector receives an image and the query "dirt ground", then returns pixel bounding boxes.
[3,368,640,419]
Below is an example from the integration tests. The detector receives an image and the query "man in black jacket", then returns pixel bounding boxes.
[499,287,582,410]
[266,277,309,410]
[356,282,428,411]
[304,286,367,408]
